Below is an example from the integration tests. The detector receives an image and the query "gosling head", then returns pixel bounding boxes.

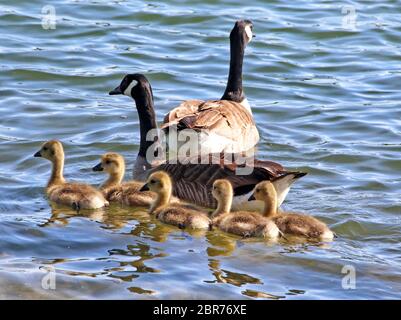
[92,152,125,176]
[231,19,254,45]
[34,140,64,162]
[212,179,233,203]
[248,181,277,203]
[140,171,171,193]
[109,73,151,99]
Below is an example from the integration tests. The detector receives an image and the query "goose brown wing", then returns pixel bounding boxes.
[161,100,256,140]
[162,99,205,125]
[150,156,285,208]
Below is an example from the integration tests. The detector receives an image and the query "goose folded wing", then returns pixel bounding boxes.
[152,156,284,208]
[162,99,205,126]
[161,101,255,139]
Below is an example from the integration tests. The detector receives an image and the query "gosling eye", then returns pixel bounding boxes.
[43,147,48,151]
[105,160,111,165]
[150,179,156,184]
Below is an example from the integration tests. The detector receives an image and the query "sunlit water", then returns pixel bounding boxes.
[1,0,401,299]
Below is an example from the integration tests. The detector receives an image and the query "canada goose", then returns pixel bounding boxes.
[140,171,211,230]
[33,140,109,210]
[161,20,257,155]
[108,73,306,210]
[211,179,280,239]
[249,181,335,241]
[110,20,258,156]
[92,152,155,207]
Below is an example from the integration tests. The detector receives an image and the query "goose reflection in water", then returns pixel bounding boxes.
[206,258,262,286]
[38,203,106,228]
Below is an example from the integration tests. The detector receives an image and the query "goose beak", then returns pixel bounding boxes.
[34,150,42,157]
[109,86,122,95]
[140,183,150,192]
[248,194,256,201]
[92,163,103,172]
[294,172,307,179]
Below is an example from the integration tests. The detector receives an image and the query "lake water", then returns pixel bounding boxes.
[1,0,401,299]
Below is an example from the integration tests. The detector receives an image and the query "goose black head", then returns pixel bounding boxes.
[231,19,254,45]
[109,73,158,160]
[109,73,151,99]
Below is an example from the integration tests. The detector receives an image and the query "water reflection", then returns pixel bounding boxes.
[35,200,341,300]
[205,230,238,256]
[38,202,106,227]
[108,242,164,276]
[242,289,285,300]
[206,259,262,287]
[128,286,155,295]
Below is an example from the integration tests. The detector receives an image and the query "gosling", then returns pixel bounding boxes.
[92,152,154,207]
[211,179,280,239]
[140,171,211,230]
[34,140,109,210]
[249,181,334,241]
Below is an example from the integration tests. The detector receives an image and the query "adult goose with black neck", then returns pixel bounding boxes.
[110,73,160,179]
[162,20,258,156]
[109,74,306,211]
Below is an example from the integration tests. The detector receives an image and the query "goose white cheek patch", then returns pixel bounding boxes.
[124,80,137,97]
[245,25,253,43]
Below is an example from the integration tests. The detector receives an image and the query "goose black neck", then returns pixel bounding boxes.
[132,83,159,158]
[221,31,246,103]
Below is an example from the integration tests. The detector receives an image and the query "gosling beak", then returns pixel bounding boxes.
[248,194,256,201]
[34,151,42,157]
[109,86,122,95]
[92,163,103,172]
[140,183,150,192]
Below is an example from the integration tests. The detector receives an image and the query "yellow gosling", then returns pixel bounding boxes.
[93,152,154,207]
[250,181,334,241]
[140,171,211,230]
[212,179,280,240]
[34,140,108,210]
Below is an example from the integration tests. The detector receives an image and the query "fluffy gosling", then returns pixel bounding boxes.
[34,140,108,210]
[92,152,154,207]
[212,179,280,240]
[140,171,211,230]
[249,181,334,241]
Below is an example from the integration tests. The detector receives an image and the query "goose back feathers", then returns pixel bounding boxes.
[151,155,306,210]
[161,99,259,154]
